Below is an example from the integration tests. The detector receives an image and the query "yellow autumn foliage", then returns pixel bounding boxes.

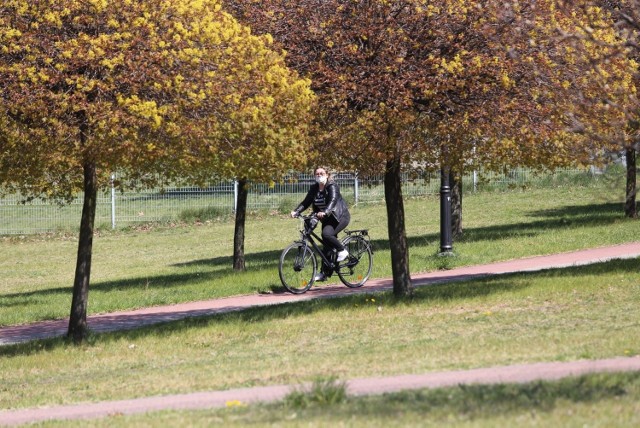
[0,0,314,199]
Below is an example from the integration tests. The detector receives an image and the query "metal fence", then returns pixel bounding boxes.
[0,168,590,235]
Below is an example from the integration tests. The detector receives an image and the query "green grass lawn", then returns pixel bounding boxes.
[1,181,638,326]
[1,257,639,424]
[1,180,639,425]
[47,372,640,427]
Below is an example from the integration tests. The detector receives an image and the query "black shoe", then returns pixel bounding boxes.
[314,273,327,282]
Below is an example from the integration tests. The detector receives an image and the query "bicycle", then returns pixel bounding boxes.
[278,213,373,294]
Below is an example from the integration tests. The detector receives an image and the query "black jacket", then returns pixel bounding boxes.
[294,181,349,222]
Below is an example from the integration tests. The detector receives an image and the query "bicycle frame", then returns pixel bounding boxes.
[297,220,336,270]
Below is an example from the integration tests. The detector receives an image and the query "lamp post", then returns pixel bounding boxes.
[439,167,453,253]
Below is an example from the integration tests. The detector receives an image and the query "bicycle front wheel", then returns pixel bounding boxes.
[279,242,317,294]
[337,235,373,288]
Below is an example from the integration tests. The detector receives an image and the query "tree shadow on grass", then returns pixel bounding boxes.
[2,257,636,357]
[330,372,640,419]
[0,250,285,307]
[0,271,230,303]
[171,249,282,268]
[465,202,625,240]
[527,202,623,220]
[377,201,628,251]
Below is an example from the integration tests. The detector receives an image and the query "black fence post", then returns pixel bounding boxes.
[440,167,453,253]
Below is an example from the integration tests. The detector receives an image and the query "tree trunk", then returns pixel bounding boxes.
[384,155,413,297]
[233,178,249,271]
[68,160,97,343]
[450,170,463,238]
[625,145,638,218]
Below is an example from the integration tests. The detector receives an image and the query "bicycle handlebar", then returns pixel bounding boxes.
[294,213,317,220]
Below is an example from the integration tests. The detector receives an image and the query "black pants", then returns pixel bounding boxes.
[321,212,350,253]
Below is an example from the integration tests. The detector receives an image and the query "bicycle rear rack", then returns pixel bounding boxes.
[343,229,372,255]
[345,229,368,236]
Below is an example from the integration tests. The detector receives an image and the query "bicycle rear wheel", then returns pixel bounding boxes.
[279,242,317,294]
[337,235,373,288]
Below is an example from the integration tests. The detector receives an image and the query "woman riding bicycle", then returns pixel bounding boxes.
[291,166,351,281]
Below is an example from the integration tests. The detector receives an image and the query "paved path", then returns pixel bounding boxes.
[2,242,639,346]
[1,242,640,425]
[2,356,640,426]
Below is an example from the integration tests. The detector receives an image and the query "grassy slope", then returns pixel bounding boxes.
[1,183,638,326]
[0,181,639,425]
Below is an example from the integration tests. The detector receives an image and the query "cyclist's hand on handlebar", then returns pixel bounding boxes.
[290,211,299,218]
[317,211,325,219]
